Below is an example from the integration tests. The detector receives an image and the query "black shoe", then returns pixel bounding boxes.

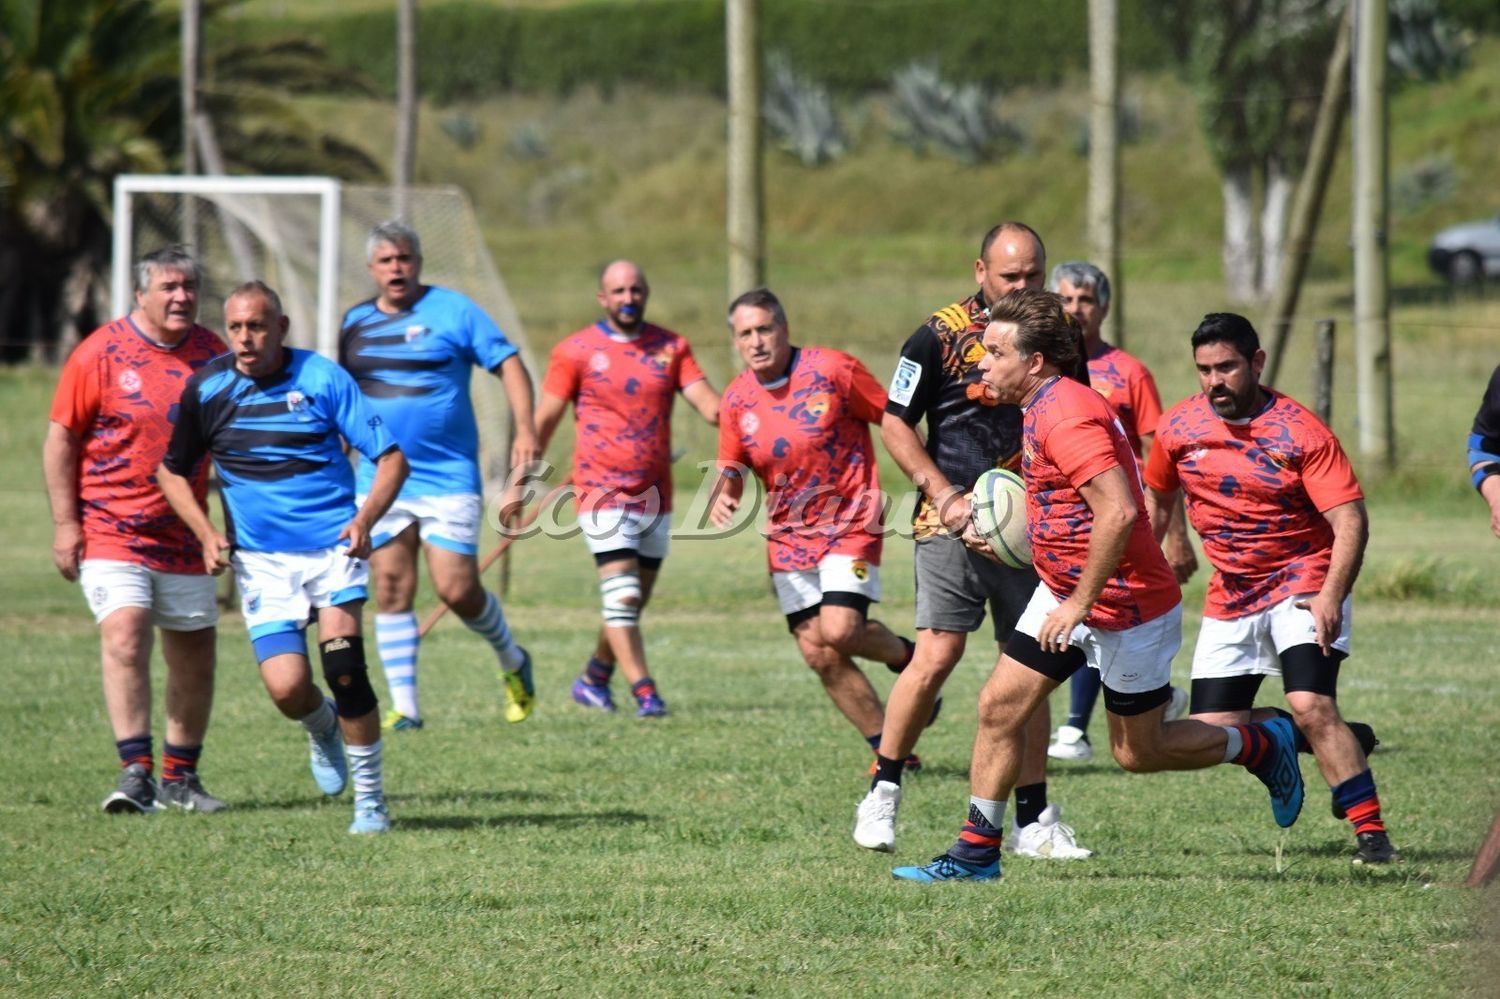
[159,772,228,813]
[1352,830,1400,866]
[102,763,160,814]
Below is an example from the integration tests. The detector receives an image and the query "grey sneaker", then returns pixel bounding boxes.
[102,763,160,814]
[159,772,227,813]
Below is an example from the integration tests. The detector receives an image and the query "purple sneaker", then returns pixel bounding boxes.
[635,692,668,718]
[571,677,616,713]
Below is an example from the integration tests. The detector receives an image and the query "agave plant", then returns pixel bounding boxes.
[762,53,848,167]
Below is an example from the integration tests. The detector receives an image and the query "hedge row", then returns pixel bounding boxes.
[241,0,1195,103]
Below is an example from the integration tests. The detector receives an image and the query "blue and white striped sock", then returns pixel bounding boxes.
[375,612,421,719]
[347,740,383,802]
[462,591,525,672]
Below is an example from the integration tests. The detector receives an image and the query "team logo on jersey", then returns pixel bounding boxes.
[1260,448,1293,470]
[117,369,142,394]
[286,390,307,413]
[91,586,109,607]
[244,591,261,614]
[741,411,760,436]
[963,342,985,365]
[889,357,922,407]
[590,351,611,373]
[851,560,869,581]
[647,347,675,370]
[1186,447,1209,464]
[404,325,430,342]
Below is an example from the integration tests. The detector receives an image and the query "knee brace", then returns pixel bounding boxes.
[320,636,377,718]
[600,572,642,628]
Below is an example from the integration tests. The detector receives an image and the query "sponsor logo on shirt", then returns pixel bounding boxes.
[404,325,430,342]
[287,390,307,413]
[889,357,921,407]
[741,411,760,436]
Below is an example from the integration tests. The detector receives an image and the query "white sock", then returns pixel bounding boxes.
[299,697,337,737]
[376,611,421,719]
[1222,725,1243,764]
[462,591,525,671]
[969,795,1006,830]
[347,740,384,802]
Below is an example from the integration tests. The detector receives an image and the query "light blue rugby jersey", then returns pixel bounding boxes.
[164,349,398,553]
[339,286,518,497]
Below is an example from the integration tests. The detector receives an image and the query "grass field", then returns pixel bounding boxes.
[2,306,1499,998]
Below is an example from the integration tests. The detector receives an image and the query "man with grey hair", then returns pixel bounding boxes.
[340,221,541,732]
[1045,261,1196,763]
[43,247,228,814]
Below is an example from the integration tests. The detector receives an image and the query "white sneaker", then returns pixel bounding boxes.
[1047,724,1094,761]
[853,781,901,852]
[1009,803,1093,859]
[1164,685,1190,722]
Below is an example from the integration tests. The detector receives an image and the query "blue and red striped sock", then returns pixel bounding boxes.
[115,735,153,772]
[630,677,657,702]
[949,799,1005,866]
[1229,723,1271,770]
[161,743,202,784]
[1333,769,1386,835]
[585,656,615,687]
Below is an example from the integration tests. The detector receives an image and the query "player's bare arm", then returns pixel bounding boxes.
[880,412,968,533]
[708,468,744,528]
[496,355,540,470]
[682,379,721,426]
[42,421,85,581]
[533,390,570,454]
[1142,434,1198,583]
[1145,484,1178,544]
[155,462,232,575]
[1038,465,1136,650]
[1295,498,1368,655]
[341,448,410,559]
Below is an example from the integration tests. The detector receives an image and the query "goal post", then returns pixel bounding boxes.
[111,174,533,501]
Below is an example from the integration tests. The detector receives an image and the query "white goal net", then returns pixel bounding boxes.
[111,175,531,498]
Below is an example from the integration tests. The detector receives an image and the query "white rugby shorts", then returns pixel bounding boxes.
[231,547,369,640]
[79,560,219,631]
[579,506,671,560]
[771,554,881,615]
[1015,583,1182,693]
[363,492,482,556]
[1192,593,1353,678]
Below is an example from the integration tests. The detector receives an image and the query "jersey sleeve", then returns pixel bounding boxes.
[1046,416,1122,489]
[466,299,519,372]
[162,377,210,477]
[1130,365,1165,444]
[1141,424,1180,492]
[541,339,580,401]
[716,391,748,470]
[884,326,943,425]
[48,341,103,435]
[675,340,706,390]
[845,356,888,424]
[325,364,398,463]
[1299,430,1363,511]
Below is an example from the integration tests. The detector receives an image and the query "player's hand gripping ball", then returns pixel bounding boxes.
[970,468,1031,569]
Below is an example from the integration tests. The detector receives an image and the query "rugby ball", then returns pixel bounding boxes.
[970,468,1031,569]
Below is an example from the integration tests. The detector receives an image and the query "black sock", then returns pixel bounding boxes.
[1014,782,1047,828]
[872,754,905,790]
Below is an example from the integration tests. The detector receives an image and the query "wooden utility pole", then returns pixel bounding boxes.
[1263,3,1353,386]
[1352,0,1393,468]
[180,0,201,251]
[394,0,418,221]
[1088,0,1122,346]
[726,0,764,300]
[1312,319,1336,423]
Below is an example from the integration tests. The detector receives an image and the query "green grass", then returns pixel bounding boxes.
[3,351,1499,994]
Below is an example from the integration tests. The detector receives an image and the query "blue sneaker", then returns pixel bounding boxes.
[307,707,348,796]
[571,677,616,713]
[1249,716,1304,828]
[349,795,390,835]
[503,647,535,723]
[636,692,668,718]
[892,854,1001,883]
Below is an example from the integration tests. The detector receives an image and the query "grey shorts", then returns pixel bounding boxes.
[914,533,1038,640]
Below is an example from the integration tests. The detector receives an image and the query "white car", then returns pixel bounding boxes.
[1429,214,1500,283]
